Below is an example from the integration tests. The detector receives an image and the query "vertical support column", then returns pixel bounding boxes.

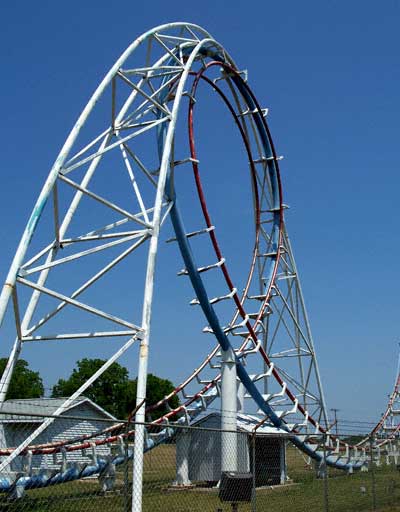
[131,230,159,512]
[262,316,269,398]
[130,42,199,511]
[174,430,192,486]
[221,347,238,473]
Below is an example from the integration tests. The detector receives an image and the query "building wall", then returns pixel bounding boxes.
[184,416,250,483]
[2,403,115,473]
[175,415,287,485]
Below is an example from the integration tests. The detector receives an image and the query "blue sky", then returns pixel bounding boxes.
[0,0,399,425]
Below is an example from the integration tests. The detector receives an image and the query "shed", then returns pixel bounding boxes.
[174,412,290,487]
[0,397,118,475]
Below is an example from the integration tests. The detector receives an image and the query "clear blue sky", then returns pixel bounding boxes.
[0,0,399,424]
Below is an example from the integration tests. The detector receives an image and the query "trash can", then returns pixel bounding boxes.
[219,472,253,503]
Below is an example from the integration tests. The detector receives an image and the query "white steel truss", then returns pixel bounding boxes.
[0,22,367,508]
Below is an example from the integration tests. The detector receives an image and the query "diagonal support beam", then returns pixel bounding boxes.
[17,277,142,332]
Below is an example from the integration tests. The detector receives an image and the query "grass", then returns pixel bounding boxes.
[0,444,399,511]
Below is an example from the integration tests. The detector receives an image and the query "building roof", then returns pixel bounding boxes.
[191,411,293,436]
[0,397,117,423]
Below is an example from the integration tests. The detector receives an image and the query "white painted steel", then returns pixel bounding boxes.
[0,22,211,406]
[0,24,217,494]
[0,332,142,471]
[174,431,192,486]
[0,19,361,508]
[221,347,238,473]
[131,32,230,512]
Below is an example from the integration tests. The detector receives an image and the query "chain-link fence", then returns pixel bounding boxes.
[0,408,399,511]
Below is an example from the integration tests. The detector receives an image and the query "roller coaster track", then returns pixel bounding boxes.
[0,23,368,494]
[356,349,400,454]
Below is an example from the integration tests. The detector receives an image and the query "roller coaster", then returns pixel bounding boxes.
[0,22,395,505]
[355,350,400,461]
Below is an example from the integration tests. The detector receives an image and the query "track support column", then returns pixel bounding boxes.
[221,347,238,473]
[174,429,192,486]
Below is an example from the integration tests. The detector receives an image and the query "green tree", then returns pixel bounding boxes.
[52,359,179,420]
[52,358,129,419]
[0,358,44,399]
[126,374,180,420]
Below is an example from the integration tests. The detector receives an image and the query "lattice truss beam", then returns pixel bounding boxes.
[356,352,400,453]
[0,22,365,480]
[10,40,189,344]
[0,25,211,466]
[1,26,201,385]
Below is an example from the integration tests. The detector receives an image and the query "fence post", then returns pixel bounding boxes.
[251,432,256,512]
[124,419,131,512]
[370,436,377,511]
[322,434,329,512]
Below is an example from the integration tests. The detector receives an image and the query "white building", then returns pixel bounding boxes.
[0,397,118,475]
[174,412,289,487]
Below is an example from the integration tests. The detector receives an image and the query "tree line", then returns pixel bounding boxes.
[0,358,178,420]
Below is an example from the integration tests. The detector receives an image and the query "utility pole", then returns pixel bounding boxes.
[330,408,340,436]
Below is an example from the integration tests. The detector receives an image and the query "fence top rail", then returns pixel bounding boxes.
[0,409,304,437]
[0,410,380,436]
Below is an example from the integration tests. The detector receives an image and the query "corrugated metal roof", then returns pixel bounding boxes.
[0,397,117,422]
[191,412,292,436]
[236,413,292,435]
